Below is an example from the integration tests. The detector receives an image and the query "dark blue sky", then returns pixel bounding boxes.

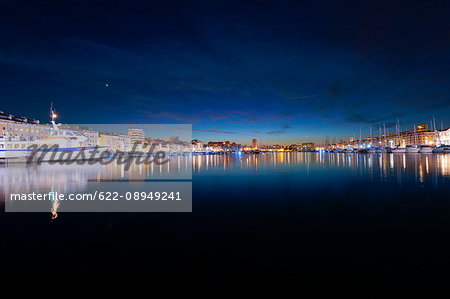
[1,0,449,144]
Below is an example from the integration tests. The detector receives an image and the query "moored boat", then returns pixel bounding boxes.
[391,147,406,153]
[419,145,434,154]
[406,145,420,153]
[433,145,450,153]
[382,147,392,153]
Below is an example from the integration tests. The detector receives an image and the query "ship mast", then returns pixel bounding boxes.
[433,115,438,145]
[359,128,362,149]
[50,102,59,131]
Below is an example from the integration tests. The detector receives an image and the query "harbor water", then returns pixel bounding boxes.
[1,152,450,289]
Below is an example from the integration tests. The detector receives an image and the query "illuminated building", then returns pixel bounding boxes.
[207,141,240,151]
[169,136,180,143]
[302,142,315,150]
[386,124,435,146]
[331,124,441,149]
[252,138,258,149]
[100,132,131,151]
[128,127,145,145]
[79,129,99,147]
[0,110,50,140]
[192,139,204,151]
[439,128,450,145]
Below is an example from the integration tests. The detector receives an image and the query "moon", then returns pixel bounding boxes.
[105,83,109,87]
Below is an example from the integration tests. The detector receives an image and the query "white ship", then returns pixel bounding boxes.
[0,135,29,160]
[0,107,109,162]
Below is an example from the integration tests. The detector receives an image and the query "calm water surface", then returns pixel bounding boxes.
[1,152,449,195]
[2,152,450,289]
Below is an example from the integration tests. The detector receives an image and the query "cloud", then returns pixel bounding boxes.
[417,98,450,113]
[336,112,408,125]
[287,94,319,100]
[266,124,292,135]
[192,128,241,134]
[143,112,199,123]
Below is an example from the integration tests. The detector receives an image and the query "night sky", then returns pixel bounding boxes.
[1,0,449,144]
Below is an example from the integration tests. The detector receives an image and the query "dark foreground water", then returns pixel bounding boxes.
[1,152,450,293]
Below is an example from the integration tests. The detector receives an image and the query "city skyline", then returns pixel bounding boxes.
[1,107,448,148]
[1,1,449,144]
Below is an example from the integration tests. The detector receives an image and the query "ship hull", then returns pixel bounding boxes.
[406,147,420,153]
[1,146,109,162]
[433,146,450,153]
[391,148,406,153]
[419,147,434,154]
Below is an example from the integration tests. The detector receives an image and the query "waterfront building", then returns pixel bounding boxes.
[169,136,180,143]
[327,123,442,150]
[128,127,145,145]
[301,142,315,151]
[141,137,190,152]
[99,132,131,152]
[192,139,204,151]
[252,138,258,149]
[381,124,435,147]
[0,110,50,140]
[439,128,450,145]
[401,131,435,146]
[207,141,240,151]
[80,129,99,147]
[286,144,301,151]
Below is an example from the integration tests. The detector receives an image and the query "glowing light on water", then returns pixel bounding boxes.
[50,185,59,220]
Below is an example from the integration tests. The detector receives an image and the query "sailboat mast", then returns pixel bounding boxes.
[49,102,58,131]
[359,128,362,148]
[433,116,438,145]
[414,125,417,145]
[379,126,381,147]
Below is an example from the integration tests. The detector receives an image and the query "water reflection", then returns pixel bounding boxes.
[0,155,192,201]
[1,153,449,202]
[192,152,450,183]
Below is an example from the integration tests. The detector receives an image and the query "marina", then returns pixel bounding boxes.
[2,151,449,201]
